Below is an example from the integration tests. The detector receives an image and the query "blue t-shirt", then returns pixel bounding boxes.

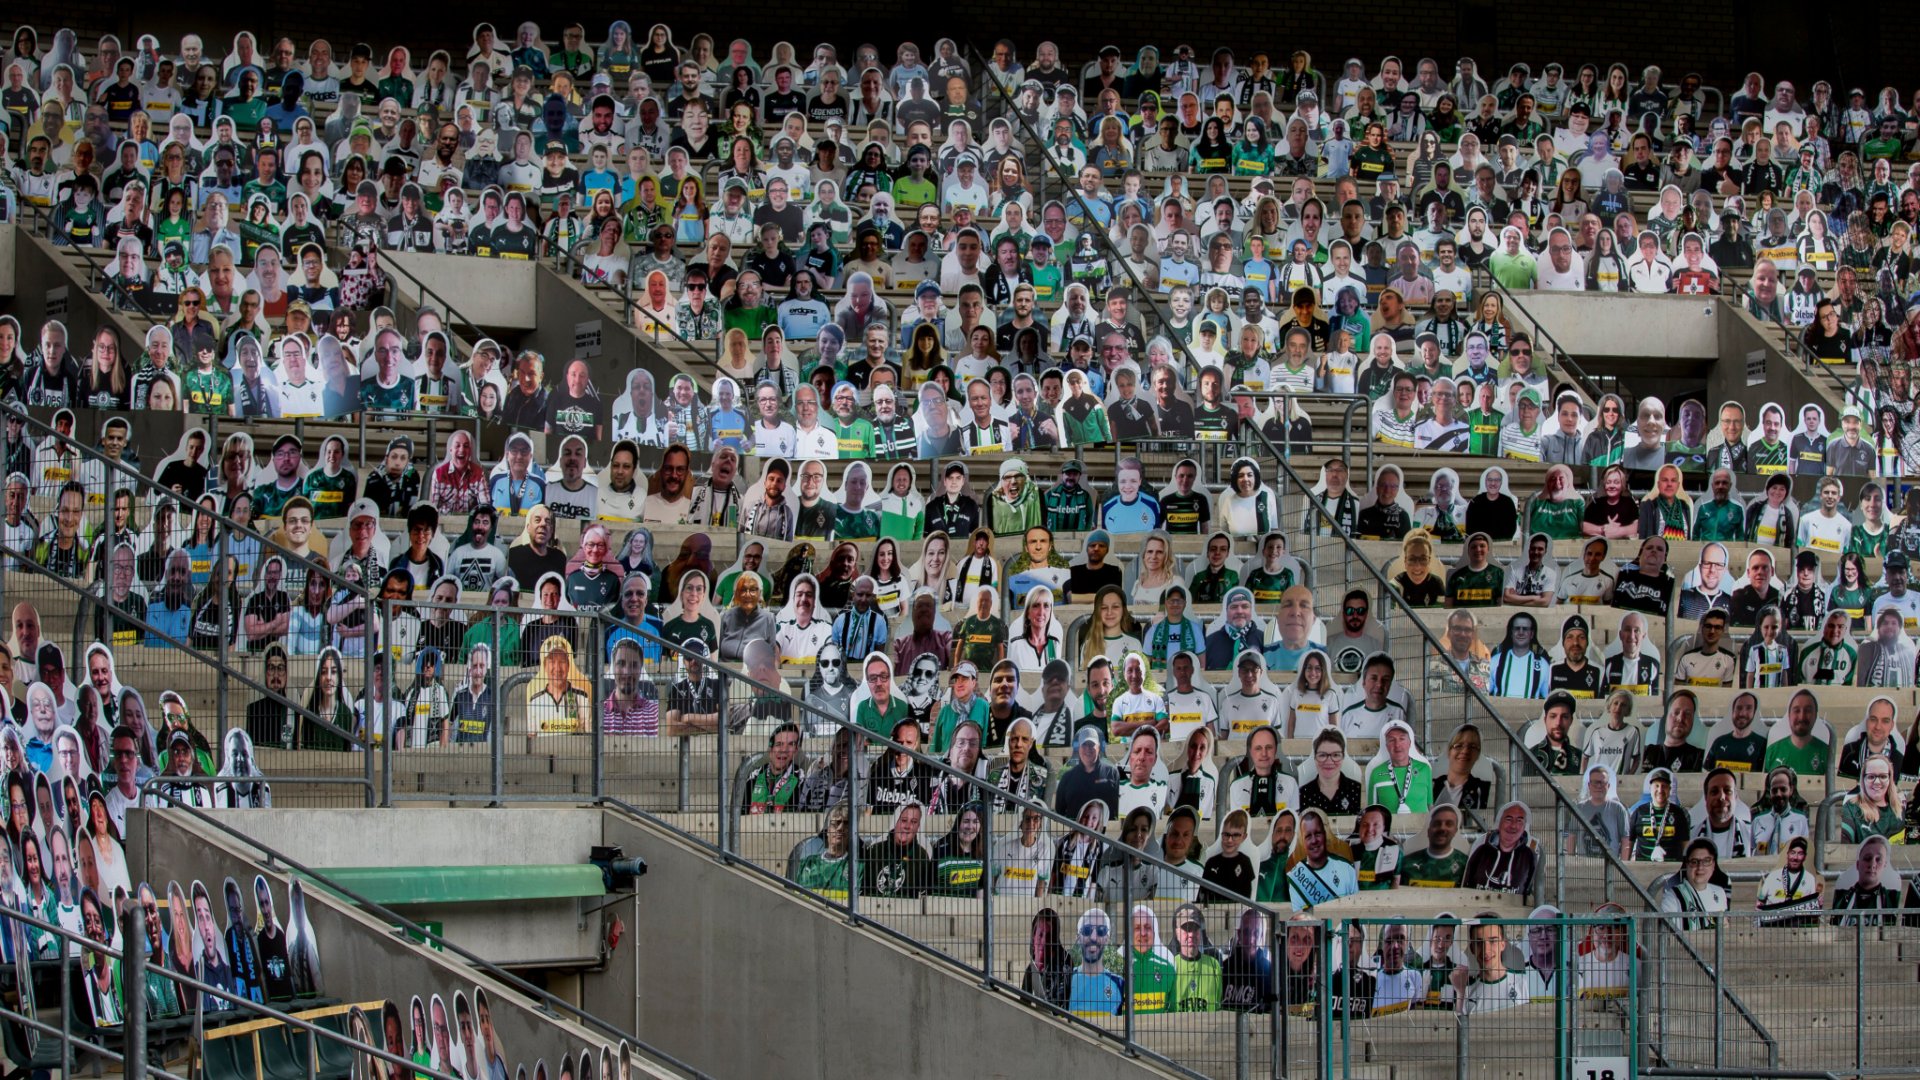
[1263,641,1312,674]
[150,602,191,649]
[708,408,749,452]
[1101,493,1165,534]
[607,617,664,662]
[490,472,548,515]
[1070,969,1125,1015]
[581,168,619,198]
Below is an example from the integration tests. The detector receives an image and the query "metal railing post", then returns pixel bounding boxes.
[1455,1012,1469,1080]
[715,666,730,853]
[676,736,691,812]
[1655,929,1668,1061]
[490,614,503,805]
[1317,921,1331,1080]
[363,578,376,805]
[1339,919,1352,1080]
[1234,1008,1249,1080]
[846,730,862,920]
[381,598,394,807]
[980,796,994,986]
[1121,849,1134,1052]
[590,616,605,799]
[1712,914,1724,1067]
[1273,917,1287,1077]
[1557,915,1571,1079]
[217,523,231,734]
[1855,917,1866,1073]
[123,897,148,1080]
[1555,802,1566,908]
[59,923,71,1076]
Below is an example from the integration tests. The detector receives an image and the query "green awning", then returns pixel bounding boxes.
[297,865,606,906]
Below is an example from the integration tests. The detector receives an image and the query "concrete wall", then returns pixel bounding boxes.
[1707,306,1876,502]
[383,252,537,332]
[130,809,686,1079]
[1514,291,1721,360]
[588,814,1175,1080]
[189,808,605,966]
[7,229,196,454]
[12,229,119,358]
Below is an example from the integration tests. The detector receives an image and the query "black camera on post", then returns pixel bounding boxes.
[590,845,648,892]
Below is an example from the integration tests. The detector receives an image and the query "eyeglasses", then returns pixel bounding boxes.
[1685,857,1716,868]
[1314,751,1342,762]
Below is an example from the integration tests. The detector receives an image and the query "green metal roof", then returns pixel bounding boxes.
[297,865,606,906]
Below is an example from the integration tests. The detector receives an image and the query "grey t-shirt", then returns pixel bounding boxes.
[1570,799,1628,857]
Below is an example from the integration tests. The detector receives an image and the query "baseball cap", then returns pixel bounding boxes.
[1794,550,1821,571]
[545,140,568,155]
[1076,725,1103,748]
[1518,388,1543,407]
[1062,460,1085,475]
[1887,550,1911,571]
[347,498,381,524]
[915,280,941,298]
[1175,902,1206,931]
[952,661,979,680]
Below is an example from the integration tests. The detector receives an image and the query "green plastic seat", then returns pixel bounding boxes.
[199,1033,257,1080]
[311,1013,355,1080]
[258,1024,312,1080]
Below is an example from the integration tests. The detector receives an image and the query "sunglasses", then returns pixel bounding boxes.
[1080,925,1110,938]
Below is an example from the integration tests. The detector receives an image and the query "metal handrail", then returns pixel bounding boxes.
[0,399,369,600]
[1242,417,1782,1065]
[0,890,458,1080]
[591,607,1293,1077]
[135,784,711,1079]
[344,242,495,359]
[2,533,372,758]
[1242,390,1376,482]
[595,791,1217,1080]
[960,39,1353,476]
[1767,306,1857,407]
[1478,272,1608,406]
[558,246,722,369]
[1811,789,1850,874]
[597,608,1276,901]
[16,199,168,333]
